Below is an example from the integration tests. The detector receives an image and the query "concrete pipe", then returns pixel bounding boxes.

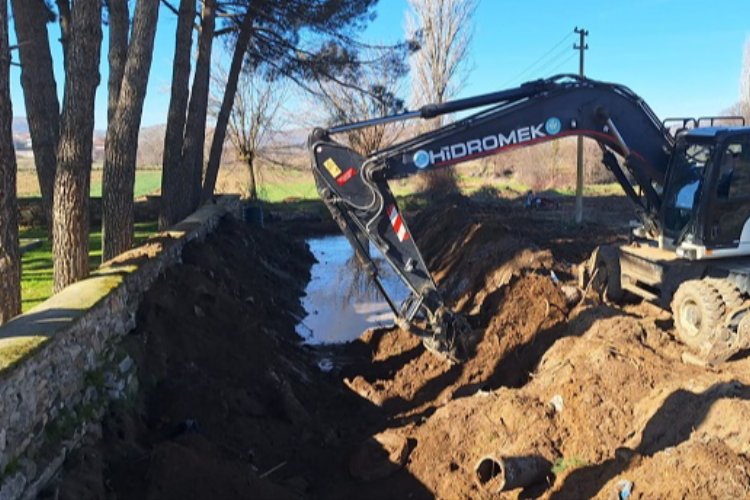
[474,454,551,493]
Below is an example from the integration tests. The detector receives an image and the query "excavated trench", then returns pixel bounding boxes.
[297,235,407,345]
[54,197,750,499]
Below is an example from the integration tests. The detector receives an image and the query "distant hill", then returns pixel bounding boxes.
[12,117,308,168]
[13,116,106,138]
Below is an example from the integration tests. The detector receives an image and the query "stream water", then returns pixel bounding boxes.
[297,235,409,344]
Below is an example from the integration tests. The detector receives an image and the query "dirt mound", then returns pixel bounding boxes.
[365,306,750,499]
[411,200,557,312]
[344,271,568,419]
[340,201,750,499]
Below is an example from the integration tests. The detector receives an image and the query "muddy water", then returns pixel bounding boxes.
[298,235,409,344]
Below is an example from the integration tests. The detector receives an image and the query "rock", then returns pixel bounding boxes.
[349,430,410,481]
[343,376,384,406]
[560,285,582,306]
[118,356,134,374]
[0,471,26,500]
[549,394,564,413]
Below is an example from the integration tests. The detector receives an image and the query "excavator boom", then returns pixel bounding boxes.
[308,75,676,358]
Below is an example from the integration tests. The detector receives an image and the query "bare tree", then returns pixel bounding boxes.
[212,68,285,199]
[52,0,103,291]
[405,0,476,194]
[137,125,165,167]
[406,0,476,118]
[316,48,407,156]
[102,0,160,261]
[10,0,60,232]
[0,0,21,322]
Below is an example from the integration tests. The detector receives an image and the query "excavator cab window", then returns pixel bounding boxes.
[662,140,713,235]
[705,138,750,246]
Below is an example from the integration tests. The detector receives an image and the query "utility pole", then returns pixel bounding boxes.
[574,27,588,224]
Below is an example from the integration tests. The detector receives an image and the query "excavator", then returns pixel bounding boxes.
[308,74,750,365]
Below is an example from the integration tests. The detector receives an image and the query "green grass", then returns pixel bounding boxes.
[20,222,158,311]
[89,171,163,198]
[551,456,590,475]
[18,169,163,198]
[255,173,624,203]
[256,179,320,202]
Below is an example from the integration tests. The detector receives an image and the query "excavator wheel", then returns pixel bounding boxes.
[587,246,623,302]
[671,279,725,351]
[706,278,744,310]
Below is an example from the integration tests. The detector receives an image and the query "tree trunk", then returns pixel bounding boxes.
[107,0,129,124]
[52,0,102,292]
[10,0,60,233]
[102,0,160,262]
[246,154,257,200]
[0,0,21,322]
[201,11,254,202]
[159,0,196,229]
[181,0,216,212]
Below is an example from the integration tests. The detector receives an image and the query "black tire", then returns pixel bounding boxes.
[589,246,623,302]
[706,278,744,311]
[671,280,725,350]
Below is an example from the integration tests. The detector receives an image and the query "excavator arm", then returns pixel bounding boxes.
[308,75,675,359]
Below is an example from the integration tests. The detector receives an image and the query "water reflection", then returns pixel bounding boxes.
[298,235,409,344]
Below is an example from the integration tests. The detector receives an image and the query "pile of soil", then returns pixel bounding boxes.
[336,201,750,499]
[56,197,750,499]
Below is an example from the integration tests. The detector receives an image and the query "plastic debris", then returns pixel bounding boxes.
[549,394,564,413]
[617,479,633,499]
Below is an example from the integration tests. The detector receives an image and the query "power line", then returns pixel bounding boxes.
[502,32,575,86]
[545,52,577,75]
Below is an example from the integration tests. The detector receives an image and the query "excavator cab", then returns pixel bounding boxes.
[657,127,750,259]
[698,131,750,251]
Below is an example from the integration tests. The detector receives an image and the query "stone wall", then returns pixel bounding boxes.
[0,197,240,500]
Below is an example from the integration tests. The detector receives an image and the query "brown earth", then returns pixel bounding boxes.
[55,196,750,499]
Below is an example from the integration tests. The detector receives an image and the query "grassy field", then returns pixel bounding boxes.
[18,162,625,202]
[247,168,624,202]
[20,222,158,312]
[17,169,163,198]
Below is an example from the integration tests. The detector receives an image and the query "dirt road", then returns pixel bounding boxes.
[57,196,750,499]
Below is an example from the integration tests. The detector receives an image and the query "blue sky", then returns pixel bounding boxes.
[9,0,749,130]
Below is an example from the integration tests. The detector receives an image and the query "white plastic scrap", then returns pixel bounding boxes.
[617,479,633,499]
[549,394,564,413]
